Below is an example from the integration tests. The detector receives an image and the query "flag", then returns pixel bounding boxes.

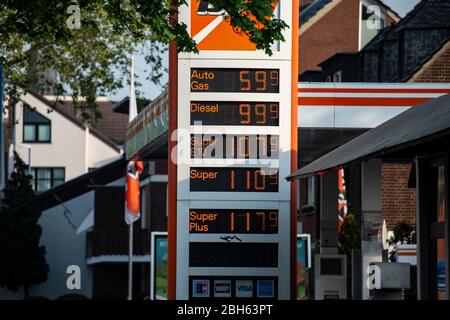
[125,160,144,225]
[124,56,142,225]
[337,169,348,234]
[129,56,137,122]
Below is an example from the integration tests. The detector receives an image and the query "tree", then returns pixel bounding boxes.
[0,0,287,119]
[386,220,417,300]
[0,152,49,298]
[339,214,361,256]
[338,214,361,299]
[386,220,416,262]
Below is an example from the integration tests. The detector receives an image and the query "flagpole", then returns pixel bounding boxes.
[127,221,133,300]
[127,56,136,301]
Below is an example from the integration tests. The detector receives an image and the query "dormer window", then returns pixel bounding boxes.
[23,104,51,143]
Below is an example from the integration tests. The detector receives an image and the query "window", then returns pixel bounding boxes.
[31,168,65,192]
[23,105,51,142]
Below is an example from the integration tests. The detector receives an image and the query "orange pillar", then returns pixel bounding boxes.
[167,38,178,300]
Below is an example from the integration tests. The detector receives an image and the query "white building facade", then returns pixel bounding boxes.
[12,92,122,192]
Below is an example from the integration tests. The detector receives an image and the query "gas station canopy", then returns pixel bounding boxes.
[287,93,450,180]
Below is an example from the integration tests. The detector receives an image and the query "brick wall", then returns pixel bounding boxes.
[299,0,360,74]
[386,40,450,230]
[410,41,450,82]
[381,163,416,230]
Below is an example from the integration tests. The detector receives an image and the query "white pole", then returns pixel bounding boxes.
[127,222,133,300]
[127,56,136,301]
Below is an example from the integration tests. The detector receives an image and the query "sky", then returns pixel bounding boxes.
[381,0,420,17]
[109,0,422,102]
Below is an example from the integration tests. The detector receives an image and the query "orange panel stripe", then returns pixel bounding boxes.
[398,252,417,256]
[298,97,432,106]
[298,88,450,94]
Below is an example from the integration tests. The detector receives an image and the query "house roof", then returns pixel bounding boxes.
[37,157,126,211]
[299,0,332,25]
[402,36,450,81]
[45,96,129,145]
[287,93,450,180]
[112,96,151,115]
[300,0,400,27]
[363,0,450,51]
[395,0,450,30]
[112,96,130,114]
[27,91,122,151]
[360,0,450,81]
[318,52,359,67]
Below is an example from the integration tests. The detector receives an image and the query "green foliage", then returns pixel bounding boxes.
[386,220,417,300]
[0,0,287,120]
[386,220,416,246]
[208,0,288,55]
[338,214,360,299]
[387,220,416,262]
[339,214,361,255]
[0,152,49,298]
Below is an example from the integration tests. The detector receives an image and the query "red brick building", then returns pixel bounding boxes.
[299,0,399,77]
[300,0,450,231]
[360,0,450,229]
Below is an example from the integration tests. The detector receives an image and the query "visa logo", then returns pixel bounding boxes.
[238,285,252,292]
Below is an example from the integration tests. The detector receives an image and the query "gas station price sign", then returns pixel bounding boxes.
[191,134,279,159]
[189,209,279,234]
[190,167,278,192]
[190,101,279,126]
[171,0,296,300]
[190,68,280,93]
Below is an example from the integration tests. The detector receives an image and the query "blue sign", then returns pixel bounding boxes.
[297,234,311,300]
[257,280,274,298]
[235,280,253,298]
[437,260,445,292]
[192,279,210,297]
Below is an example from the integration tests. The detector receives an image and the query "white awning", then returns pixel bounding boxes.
[86,255,151,265]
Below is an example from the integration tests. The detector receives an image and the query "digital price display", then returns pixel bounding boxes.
[189,243,278,268]
[189,209,279,234]
[190,101,279,126]
[190,68,280,93]
[191,134,279,159]
[190,167,278,192]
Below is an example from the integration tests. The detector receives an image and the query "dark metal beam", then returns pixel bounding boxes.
[416,156,431,300]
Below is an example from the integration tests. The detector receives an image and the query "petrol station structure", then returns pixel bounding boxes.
[123,0,450,300]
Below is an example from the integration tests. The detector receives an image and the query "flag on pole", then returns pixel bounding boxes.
[125,160,144,225]
[337,169,348,234]
[124,56,143,225]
